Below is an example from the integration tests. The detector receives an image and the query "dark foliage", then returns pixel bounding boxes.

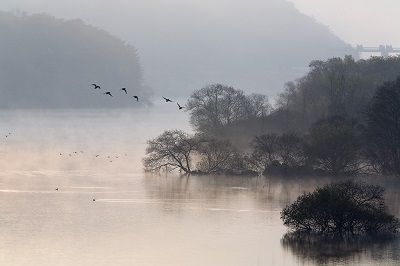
[281,181,400,237]
[277,56,400,128]
[364,78,400,175]
[306,116,360,175]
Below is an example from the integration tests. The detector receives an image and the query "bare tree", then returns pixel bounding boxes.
[143,130,200,174]
[246,93,272,118]
[196,138,237,174]
[186,84,250,134]
[248,134,280,173]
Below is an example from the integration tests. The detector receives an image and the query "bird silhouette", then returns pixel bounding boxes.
[121,88,128,94]
[55,188,59,191]
[93,198,96,202]
[92,84,101,89]
[104,92,113,97]
[133,96,139,102]
[177,103,184,110]
[163,96,173,102]
[95,155,100,158]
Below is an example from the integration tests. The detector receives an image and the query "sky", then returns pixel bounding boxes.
[0,0,399,96]
[0,0,399,47]
[290,0,400,46]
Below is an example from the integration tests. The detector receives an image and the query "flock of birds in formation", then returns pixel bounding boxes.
[91,83,185,110]
[3,84,185,202]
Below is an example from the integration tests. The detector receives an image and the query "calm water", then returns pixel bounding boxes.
[0,109,399,266]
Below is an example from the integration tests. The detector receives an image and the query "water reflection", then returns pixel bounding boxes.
[281,232,400,265]
[0,110,399,265]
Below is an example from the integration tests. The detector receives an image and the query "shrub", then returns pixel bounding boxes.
[281,181,399,237]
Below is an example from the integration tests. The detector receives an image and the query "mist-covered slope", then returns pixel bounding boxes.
[128,0,355,96]
[0,12,151,108]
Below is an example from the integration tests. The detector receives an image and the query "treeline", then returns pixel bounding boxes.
[230,56,400,137]
[143,56,400,176]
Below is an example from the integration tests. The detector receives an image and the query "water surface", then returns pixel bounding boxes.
[0,109,399,266]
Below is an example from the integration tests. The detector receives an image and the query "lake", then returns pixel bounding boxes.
[0,109,399,266]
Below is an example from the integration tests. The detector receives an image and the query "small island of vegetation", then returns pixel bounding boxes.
[281,180,399,237]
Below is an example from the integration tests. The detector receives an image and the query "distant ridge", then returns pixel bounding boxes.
[110,0,356,96]
[0,11,152,108]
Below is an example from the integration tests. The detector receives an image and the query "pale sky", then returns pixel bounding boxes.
[290,0,400,46]
[0,0,399,47]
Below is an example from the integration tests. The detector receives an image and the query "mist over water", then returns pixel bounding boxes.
[0,109,399,266]
[0,107,190,173]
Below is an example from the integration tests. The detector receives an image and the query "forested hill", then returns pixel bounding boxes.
[0,12,151,108]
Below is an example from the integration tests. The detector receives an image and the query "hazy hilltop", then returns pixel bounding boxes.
[0,0,355,99]
[128,0,356,96]
[0,11,151,108]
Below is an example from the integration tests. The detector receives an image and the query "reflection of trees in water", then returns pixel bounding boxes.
[281,232,400,265]
[142,174,400,221]
[142,174,335,211]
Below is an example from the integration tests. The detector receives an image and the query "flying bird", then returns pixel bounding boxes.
[177,103,184,110]
[55,188,59,191]
[92,84,101,89]
[163,96,173,103]
[133,96,139,102]
[104,92,113,97]
[121,88,127,94]
[95,155,100,158]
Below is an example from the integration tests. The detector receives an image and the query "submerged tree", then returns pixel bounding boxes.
[196,138,238,174]
[364,77,400,175]
[281,181,400,237]
[143,130,200,174]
